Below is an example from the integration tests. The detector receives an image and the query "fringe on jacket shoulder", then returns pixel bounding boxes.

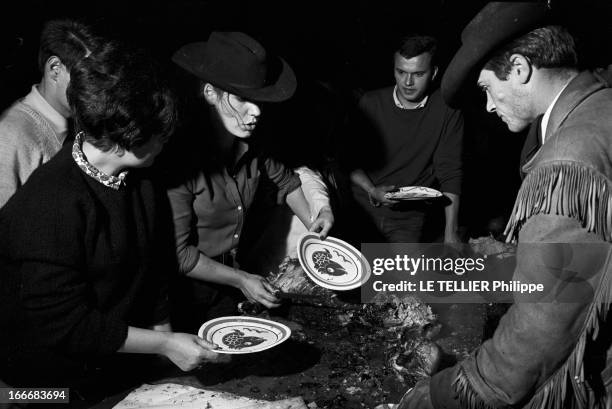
[452,161,612,409]
[504,162,612,243]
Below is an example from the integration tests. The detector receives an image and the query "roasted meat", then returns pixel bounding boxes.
[268,257,335,298]
[468,235,516,259]
[238,257,354,314]
[357,293,436,328]
[387,324,443,384]
[350,293,442,385]
[239,258,444,387]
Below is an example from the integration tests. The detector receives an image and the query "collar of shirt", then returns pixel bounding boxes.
[393,85,428,109]
[541,80,572,144]
[72,132,128,190]
[206,138,259,177]
[22,84,68,143]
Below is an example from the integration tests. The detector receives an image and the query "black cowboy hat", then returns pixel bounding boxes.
[172,31,296,102]
[441,2,551,107]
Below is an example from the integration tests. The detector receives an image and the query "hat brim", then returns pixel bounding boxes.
[441,2,550,108]
[172,42,296,103]
[441,42,491,108]
[226,57,296,103]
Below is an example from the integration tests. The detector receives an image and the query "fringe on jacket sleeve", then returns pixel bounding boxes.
[504,162,612,244]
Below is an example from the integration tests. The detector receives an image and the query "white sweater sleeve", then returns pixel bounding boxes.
[295,166,330,221]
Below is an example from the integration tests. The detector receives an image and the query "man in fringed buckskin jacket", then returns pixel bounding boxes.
[398,2,612,409]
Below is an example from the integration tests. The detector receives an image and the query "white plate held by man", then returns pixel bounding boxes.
[384,186,442,200]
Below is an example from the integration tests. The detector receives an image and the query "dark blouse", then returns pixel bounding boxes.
[167,144,301,274]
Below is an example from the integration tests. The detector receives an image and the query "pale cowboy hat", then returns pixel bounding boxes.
[172,31,296,102]
[441,2,551,107]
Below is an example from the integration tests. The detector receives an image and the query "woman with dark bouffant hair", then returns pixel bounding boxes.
[0,41,223,402]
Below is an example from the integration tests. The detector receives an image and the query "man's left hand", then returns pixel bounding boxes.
[309,206,334,239]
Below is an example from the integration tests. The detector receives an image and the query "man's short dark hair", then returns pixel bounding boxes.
[38,19,100,73]
[484,25,578,80]
[396,35,438,65]
[67,42,177,152]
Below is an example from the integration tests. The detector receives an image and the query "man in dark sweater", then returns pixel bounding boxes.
[347,35,464,243]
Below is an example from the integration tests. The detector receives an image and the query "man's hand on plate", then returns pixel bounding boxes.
[369,185,400,207]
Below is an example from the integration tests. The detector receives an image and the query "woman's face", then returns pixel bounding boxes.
[207,86,261,138]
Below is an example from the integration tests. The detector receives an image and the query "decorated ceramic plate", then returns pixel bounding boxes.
[384,186,443,200]
[296,233,371,291]
[198,316,291,354]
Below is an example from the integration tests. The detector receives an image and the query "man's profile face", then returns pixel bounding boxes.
[393,52,437,105]
[45,57,72,118]
[477,69,532,132]
[57,65,71,118]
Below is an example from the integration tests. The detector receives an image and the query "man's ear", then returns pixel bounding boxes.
[112,144,126,157]
[509,53,532,84]
[45,56,63,81]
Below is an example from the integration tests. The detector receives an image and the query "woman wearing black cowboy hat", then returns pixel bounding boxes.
[166,31,334,331]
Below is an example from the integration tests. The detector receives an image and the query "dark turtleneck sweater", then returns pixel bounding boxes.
[346,87,463,216]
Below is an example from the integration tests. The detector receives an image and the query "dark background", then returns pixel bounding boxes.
[2,0,612,237]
